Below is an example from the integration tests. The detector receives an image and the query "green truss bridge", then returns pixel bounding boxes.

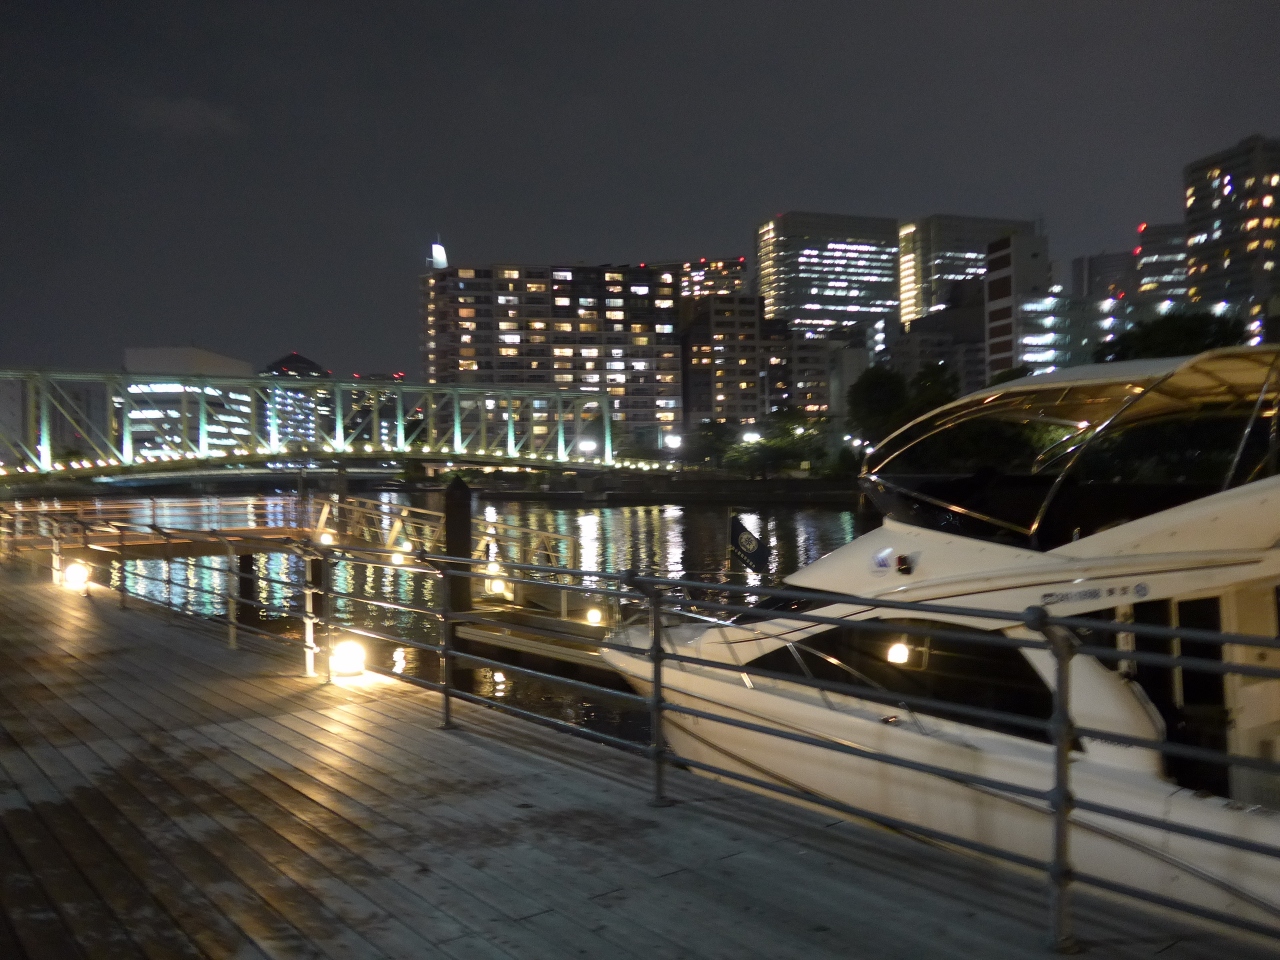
[0,369,671,483]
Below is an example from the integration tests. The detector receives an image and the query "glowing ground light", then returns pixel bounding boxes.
[586,608,603,625]
[319,532,336,545]
[330,640,366,677]
[887,642,910,664]
[63,561,91,591]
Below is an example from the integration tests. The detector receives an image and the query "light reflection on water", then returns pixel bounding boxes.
[102,494,859,743]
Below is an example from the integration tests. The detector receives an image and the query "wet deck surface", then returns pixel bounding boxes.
[0,565,1275,959]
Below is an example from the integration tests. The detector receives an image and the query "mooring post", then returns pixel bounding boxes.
[443,476,472,613]
[237,552,256,627]
[1032,608,1080,955]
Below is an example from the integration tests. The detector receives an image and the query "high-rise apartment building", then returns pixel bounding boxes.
[424,263,681,442]
[1133,222,1189,310]
[898,215,1037,329]
[648,258,749,298]
[756,212,899,350]
[679,294,763,424]
[1185,134,1280,337]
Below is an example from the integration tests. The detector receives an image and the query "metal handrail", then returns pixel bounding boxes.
[28,523,1280,949]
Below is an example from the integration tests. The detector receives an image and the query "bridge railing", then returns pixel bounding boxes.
[19,527,1280,952]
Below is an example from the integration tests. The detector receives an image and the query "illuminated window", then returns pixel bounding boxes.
[458,321,476,331]
[655,299,674,309]
[499,334,521,344]
[459,360,478,370]
[655,324,673,333]
[606,310,625,320]
[554,323,573,332]
[497,295,519,305]
[553,348,574,357]
[498,321,519,330]
[580,348,599,357]
[501,269,520,279]
[553,270,573,280]
[526,282,547,292]
[660,272,673,283]
[554,374,573,382]
[632,337,650,346]
[579,310,598,320]
[460,348,476,357]
[579,323,598,332]
[458,269,475,279]
[630,285,650,295]
[499,348,519,357]
[605,272,624,282]
[555,297,571,306]
[458,308,476,318]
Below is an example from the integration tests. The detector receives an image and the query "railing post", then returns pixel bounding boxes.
[303,553,326,678]
[163,532,173,617]
[50,534,63,584]
[646,581,674,808]
[1030,607,1080,955]
[118,528,128,609]
[439,569,458,730]
[224,542,237,649]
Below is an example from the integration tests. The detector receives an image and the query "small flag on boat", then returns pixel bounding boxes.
[728,515,769,573]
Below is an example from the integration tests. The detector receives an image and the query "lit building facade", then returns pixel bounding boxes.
[1133,222,1189,312]
[424,264,681,442]
[987,236,1125,378]
[898,215,1037,329]
[260,352,332,446]
[757,212,899,348]
[1184,134,1280,339]
[679,295,763,424]
[648,258,749,298]
[1071,251,1134,300]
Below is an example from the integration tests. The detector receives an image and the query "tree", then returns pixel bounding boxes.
[846,364,910,444]
[904,363,959,422]
[1093,312,1246,363]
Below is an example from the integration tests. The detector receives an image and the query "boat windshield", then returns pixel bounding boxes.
[861,347,1280,550]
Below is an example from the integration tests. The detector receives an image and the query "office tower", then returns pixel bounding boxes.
[118,348,254,457]
[424,263,681,443]
[260,352,332,446]
[679,294,764,424]
[898,215,1037,329]
[756,212,899,349]
[647,258,749,298]
[984,234,1052,378]
[1185,134,1280,338]
[1133,222,1189,311]
[1071,251,1135,300]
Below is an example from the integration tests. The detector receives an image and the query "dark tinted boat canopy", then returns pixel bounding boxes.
[860,347,1280,550]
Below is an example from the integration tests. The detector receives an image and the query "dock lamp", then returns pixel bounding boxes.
[63,561,91,594]
[330,639,366,677]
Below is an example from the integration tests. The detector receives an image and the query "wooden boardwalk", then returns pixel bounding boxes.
[0,568,1274,959]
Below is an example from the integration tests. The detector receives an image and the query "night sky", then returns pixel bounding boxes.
[3,1,1279,375]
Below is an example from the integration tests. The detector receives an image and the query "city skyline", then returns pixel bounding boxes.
[3,2,1279,374]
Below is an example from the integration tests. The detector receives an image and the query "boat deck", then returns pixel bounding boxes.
[0,565,1273,959]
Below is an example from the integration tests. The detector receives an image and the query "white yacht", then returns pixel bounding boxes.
[605,346,1280,928]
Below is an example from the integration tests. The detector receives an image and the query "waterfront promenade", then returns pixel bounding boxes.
[0,568,1273,959]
